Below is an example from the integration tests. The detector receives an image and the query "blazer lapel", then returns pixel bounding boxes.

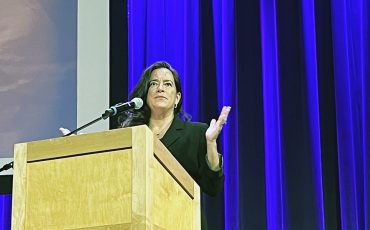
[161,116,185,148]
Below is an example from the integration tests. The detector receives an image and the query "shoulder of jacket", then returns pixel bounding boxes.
[184,121,208,131]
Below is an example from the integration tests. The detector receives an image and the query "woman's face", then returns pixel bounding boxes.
[147,68,181,115]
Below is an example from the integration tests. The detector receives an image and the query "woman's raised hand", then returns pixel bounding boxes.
[205,106,231,142]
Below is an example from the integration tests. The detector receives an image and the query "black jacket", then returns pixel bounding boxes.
[160,116,224,196]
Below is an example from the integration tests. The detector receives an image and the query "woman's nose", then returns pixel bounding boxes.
[156,82,165,91]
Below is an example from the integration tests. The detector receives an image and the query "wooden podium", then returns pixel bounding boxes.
[12,125,200,229]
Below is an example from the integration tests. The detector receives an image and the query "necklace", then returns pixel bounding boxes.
[152,117,173,139]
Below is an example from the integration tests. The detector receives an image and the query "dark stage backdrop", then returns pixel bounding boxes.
[110,0,369,229]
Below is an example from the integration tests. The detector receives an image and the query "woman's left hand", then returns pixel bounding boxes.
[206,106,231,142]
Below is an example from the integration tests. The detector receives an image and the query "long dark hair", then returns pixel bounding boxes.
[118,61,190,128]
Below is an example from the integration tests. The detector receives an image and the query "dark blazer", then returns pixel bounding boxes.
[160,116,224,196]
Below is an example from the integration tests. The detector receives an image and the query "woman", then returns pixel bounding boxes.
[61,61,231,228]
[120,61,230,228]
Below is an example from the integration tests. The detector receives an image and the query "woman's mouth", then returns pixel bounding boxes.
[155,96,167,99]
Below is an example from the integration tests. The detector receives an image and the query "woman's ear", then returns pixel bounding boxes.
[176,92,181,105]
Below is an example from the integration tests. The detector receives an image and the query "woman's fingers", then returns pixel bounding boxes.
[206,106,231,141]
[216,106,231,127]
[210,119,217,127]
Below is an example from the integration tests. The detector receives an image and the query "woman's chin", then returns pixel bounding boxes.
[151,105,172,113]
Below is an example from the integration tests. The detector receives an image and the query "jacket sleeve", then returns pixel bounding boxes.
[196,123,224,197]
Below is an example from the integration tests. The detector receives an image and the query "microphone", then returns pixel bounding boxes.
[103,97,143,118]
[65,98,144,136]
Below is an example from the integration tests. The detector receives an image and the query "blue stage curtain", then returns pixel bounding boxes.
[212,0,239,229]
[128,0,201,119]
[125,0,369,229]
[0,195,12,230]
[259,0,369,229]
[260,0,288,228]
[331,0,370,229]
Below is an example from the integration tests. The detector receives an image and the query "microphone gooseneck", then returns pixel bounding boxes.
[0,161,13,172]
[64,98,144,136]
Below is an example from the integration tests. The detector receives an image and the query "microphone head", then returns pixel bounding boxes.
[131,97,144,110]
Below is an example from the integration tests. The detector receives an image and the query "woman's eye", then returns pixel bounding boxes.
[165,82,172,87]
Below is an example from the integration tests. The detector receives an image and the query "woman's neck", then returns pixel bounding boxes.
[149,112,174,127]
[149,112,175,138]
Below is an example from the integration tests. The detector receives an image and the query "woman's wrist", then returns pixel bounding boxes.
[206,139,217,145]
[205,153,223,171]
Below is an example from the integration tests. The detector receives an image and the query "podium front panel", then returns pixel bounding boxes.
[25,149,132,229]
[12,126,200,230]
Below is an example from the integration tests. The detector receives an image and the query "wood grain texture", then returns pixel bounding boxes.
[26,128,132,162]
[12,125,200,229]
[11,143,27,230]
[65,222,132,229]
[153,158,198,230]
[131,125,154,229]
[192,182,201,229]
[153,138,194,198]
[25,149,132,229]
